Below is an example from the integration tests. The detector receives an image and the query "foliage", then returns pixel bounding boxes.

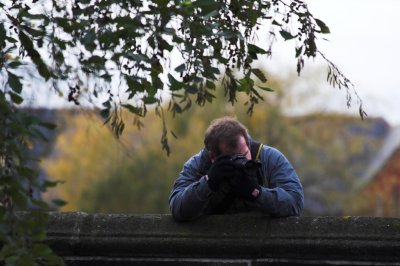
[0,93,64,265]
[0,0,365,152]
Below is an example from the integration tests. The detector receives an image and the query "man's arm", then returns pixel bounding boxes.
[169,151,212,221]
[255,146,304,216]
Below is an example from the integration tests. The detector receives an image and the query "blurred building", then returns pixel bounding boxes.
[357,126,400,216]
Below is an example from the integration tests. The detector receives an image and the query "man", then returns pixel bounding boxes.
[169,116,304,221]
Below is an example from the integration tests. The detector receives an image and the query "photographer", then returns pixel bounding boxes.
[169,116,304,221]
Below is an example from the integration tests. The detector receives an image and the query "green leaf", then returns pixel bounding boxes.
[86,55,106,67]
[272,20,282,26]
[43,180,64,188]
[143,96,158,105]
[124,52,149,62]
[8,61,23,69]
[100,109,110,121]
[39,122,57,130]
[6,36,17,43]
[81,30,96,45]
[0,23,6,48]
[251,87,264,100]
[125,75,144,95]
[102,100,111,108]
[174,63,186,72]
[55,17,73,33]
[206,80,216,89]
[155,0,169,6]
[248,44,268,55]
[52,199,67,207]
[9,91,23,104]
[22,25,43,38]
[315,18,330,34]
[122,104,142,114]
[295,46,303,58]
[168,74,184,91]
[258,86,274,92]
[279,30,296,41]
[101,73,112,82]
[18,31,51,80]
[248,43,267,59]
[7,71,23,93]
[239,77,254,93]
[251,68,267,83]
[22,12,47,21]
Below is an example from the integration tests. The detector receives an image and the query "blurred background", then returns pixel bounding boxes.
[27,0,400,217]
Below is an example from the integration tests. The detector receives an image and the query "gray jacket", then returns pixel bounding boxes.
[169,143,304,221]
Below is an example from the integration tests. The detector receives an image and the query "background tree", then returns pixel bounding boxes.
[41,72,383,215]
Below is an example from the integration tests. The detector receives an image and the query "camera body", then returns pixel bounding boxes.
[229,154,262,175]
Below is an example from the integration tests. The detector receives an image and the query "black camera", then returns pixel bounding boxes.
[229,154,262,175]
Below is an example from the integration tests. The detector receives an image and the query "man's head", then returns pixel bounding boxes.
[204,117,251,160]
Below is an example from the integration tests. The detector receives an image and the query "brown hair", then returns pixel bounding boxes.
[204,116,249,158]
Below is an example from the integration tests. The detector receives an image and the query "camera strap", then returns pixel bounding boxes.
[250,140,265,186]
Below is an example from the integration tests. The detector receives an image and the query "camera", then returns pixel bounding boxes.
[229,154,262,175]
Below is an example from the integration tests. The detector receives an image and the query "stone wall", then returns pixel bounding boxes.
[46,212,400,265]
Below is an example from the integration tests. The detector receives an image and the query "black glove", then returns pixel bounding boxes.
[229,173,261,201]
[207,155,237,192]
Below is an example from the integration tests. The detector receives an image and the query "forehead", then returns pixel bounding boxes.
[219,135,248,154]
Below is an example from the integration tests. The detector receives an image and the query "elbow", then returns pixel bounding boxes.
[169,195,196,222]
[169,195,184,222]
[290,192,304,216]
[277,193,304,217]
[275,201,303,218]
[171,210,185,222]
[170,202,187,222]
[292,201,303,216]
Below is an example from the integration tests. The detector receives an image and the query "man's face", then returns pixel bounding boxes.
[217,135,252,161]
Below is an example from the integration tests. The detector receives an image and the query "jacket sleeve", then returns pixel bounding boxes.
[255,146,304,217]
[169,151,212,221]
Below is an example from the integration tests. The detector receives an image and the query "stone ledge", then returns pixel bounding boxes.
[45,212,400,265]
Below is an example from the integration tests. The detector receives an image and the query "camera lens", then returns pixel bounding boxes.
[230,154,261,174]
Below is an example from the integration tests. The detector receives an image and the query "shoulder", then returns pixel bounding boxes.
[250,139,283,160]
[256,145,299,181]
[183,149,209,174]
[258,144,289,165]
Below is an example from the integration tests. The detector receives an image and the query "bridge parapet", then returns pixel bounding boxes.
[46,212,400,265]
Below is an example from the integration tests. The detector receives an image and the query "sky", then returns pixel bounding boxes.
[269,0,400,126]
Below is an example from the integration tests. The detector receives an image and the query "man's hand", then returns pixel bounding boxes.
[207,155,237,192]
[229,174,261,201]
